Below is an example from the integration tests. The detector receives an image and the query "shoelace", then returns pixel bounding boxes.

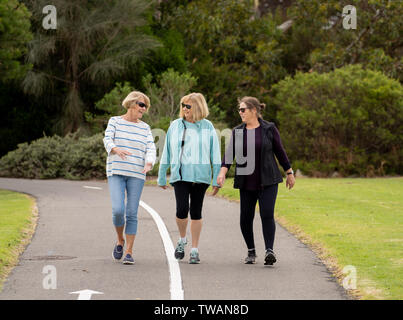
[177,241,185,252]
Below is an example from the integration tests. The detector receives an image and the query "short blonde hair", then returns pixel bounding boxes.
[179,92,209,122]
[122,91,151,110]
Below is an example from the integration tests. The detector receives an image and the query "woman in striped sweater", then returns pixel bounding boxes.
[103,91,156,265]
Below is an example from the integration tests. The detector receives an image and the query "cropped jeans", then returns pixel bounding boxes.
[107,174,145,235]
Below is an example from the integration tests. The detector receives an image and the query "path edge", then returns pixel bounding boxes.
[0,191,39,293]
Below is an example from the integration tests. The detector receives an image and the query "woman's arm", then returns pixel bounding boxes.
[210,125,222,188]
[272,126,295,189]
[143,125,156,174]
[103,118,117,155]
[271,126,291,172]
[217,129,235,187]
[157,125,172,187]
[103,118,132,159]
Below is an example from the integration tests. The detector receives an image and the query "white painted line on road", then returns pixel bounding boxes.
[69,289,104,300]
[139,200,184,300]
[83,186,103,190]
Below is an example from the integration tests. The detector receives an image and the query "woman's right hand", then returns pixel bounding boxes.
[217,173,227,188]
[111,147,132,160]
[159,185,168,190]
[217,167,228,187]
[217,175,225,187]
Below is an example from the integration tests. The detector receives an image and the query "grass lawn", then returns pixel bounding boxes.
[0,189,37,291]
[199,177,402,300]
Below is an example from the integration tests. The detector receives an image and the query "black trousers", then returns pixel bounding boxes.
[172,181,209,220]
[239,184,278,251]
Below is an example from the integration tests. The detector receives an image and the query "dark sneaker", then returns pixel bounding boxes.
[112,241,124,261]
[264,249,277,266]
[122,253,135,265]
[174,239,187,260]
[189,250,200,264]
[244,251,257,264]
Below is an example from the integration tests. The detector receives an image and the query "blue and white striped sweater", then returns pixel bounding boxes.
[103,116,156,180]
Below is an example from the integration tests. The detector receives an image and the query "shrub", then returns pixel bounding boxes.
[63,133,107,180]
[0,132,107,179]
[273,65,403,176]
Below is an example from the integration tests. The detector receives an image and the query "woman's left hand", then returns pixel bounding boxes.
[142,162,153,174]
[286,174,295,190]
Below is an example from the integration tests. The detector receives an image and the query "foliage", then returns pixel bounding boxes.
[273,65,403,176]
[0,81,55,157]
[86,69,198,133]
[283,0,403,80]
[0,0,32,82]
[142,68,197,130]
[0,132,107,179]
[85,82,133,134]
[165,0,287,126]
[22,0,161,134]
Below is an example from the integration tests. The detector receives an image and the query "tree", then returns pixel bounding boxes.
[142,68,197,130]
[22,0,161,134]
[281,0,402,80]
[0,0,32,82]
[163,0,287,126]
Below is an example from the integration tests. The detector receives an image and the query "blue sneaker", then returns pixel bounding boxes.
[112,241,124,261]
[189,250,200,264]
[122,253,135,265]
[174,239,187,260]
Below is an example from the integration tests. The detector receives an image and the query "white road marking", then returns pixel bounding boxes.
[83,186,103,190]
[139,200,184,300]
[69,289,104,300]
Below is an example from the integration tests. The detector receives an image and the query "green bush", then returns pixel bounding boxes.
[63,133,107,180]
[0,133,107,179]
[273,65,403,176]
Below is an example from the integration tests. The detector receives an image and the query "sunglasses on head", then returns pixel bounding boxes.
[136,101,147,109]
[182,103,192,110]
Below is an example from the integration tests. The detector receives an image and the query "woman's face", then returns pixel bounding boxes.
[182,99,194,121]
[130,97,147,119]
[239,102,256,123]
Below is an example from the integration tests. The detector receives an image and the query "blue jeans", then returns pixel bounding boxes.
[107,174,145,235]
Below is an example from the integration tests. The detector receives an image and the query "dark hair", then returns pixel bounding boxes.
[238,96,266,118]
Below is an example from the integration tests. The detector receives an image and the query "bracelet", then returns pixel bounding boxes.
[287,170,294,175]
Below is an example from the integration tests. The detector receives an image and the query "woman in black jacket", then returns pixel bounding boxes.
[217,96,295,266]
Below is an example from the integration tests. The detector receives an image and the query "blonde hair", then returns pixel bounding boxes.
[122,91,151,111]
[179,92,209,122]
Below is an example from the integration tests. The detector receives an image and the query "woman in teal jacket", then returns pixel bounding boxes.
[158,92,221,264]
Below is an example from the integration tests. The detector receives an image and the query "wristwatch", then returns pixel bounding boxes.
[287,170,294,175]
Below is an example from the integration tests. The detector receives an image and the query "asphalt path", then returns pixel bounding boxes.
[0,178,349,300]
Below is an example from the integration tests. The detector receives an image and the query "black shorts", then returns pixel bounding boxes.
[172,181,209,220]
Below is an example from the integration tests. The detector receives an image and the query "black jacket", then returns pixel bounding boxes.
[227,118,284,189]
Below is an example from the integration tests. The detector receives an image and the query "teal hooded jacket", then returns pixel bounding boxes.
[157,118,221,187]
